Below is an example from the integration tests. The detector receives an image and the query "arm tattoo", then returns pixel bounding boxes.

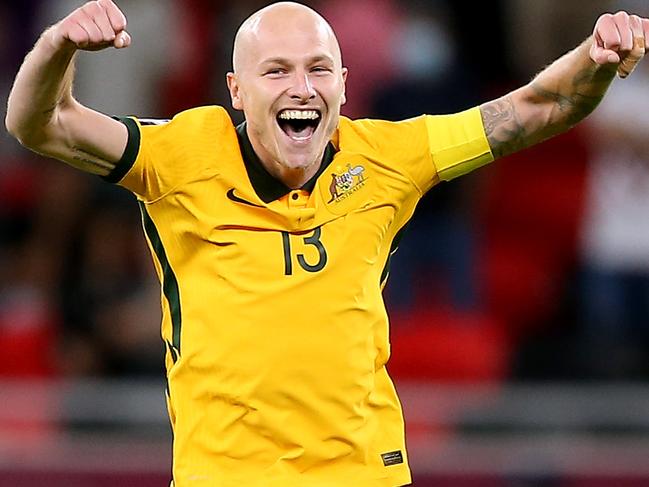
[481,62,614,160]
[41,104,57,116]
[480,95,527,159]
[71,146,115,175]
[531,65,608,128]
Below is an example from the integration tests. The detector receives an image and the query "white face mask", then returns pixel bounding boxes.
[393,17,455,80]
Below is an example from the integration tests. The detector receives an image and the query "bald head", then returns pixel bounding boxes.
[232,2,342,73]
[226,2,348,187]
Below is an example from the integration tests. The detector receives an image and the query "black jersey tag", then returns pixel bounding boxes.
[381,450,404,466]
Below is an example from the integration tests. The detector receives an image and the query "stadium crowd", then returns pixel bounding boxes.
[1,0,648,384]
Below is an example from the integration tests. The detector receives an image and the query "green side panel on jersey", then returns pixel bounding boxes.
[380,223,410,288]
[139,202,182,357]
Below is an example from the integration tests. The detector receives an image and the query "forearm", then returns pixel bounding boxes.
[527,38,617,135]
[482,39,617,159]
[5,0,133,176]
[5,28,79,145]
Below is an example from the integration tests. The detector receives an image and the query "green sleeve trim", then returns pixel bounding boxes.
[102,117,141,184]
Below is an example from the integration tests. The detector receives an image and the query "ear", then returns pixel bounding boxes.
[226,72,243,111]
[340,67,348,106]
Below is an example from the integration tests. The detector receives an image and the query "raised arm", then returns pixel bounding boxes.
[481,11,649,159]
[5,0,132,175]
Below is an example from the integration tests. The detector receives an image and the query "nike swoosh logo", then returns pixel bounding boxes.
[226,188,264,208]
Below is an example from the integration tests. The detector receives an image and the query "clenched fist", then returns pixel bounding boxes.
[51,0,131,51]
[590,11,649,78]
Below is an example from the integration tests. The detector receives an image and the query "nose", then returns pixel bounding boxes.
[288,72,316,102]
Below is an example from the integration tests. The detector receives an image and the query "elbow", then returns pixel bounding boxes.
[5,112,48,152]
[5,110,30,146]
[5,95,24,140]
[4,111,19,141]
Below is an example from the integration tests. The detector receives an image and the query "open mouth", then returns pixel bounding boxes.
[276,109,321,142]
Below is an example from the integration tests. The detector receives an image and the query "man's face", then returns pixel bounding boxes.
[228,15,347,177]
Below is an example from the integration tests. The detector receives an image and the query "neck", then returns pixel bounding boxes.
[246,126,322,189]
[258,156,320,189]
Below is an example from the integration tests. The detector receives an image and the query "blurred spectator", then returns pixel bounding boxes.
[371,1,484,312]
[578,59,649,379]
[318,0,401,118]
[0,162,88,378]
[1,1,178,378]
[160,0,221,114]
[0,240,60,378]
[60,187,163,377]
[507,0,649,380]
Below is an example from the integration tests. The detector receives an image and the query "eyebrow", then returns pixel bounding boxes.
[260,55,335,66]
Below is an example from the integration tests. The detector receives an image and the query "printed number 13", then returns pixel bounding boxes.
[281,227,328,275]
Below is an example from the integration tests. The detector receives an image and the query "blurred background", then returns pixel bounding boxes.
[2,0,649,486]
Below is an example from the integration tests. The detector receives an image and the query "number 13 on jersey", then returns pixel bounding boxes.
[281,227,328,275]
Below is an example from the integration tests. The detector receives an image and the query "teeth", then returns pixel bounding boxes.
[278,110,320,120]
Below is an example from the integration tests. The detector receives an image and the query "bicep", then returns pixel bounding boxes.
[36,100,128,176]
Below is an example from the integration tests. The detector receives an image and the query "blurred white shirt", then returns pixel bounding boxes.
[580,66,649,271]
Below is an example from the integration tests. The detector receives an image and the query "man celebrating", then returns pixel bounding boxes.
[5,1,649,486]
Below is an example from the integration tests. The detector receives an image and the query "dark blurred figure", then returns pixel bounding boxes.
[60,185,163,377]
[1,0,216,378]
[576,58,649,379]
[0,2,60,379]
[370,0,488,312]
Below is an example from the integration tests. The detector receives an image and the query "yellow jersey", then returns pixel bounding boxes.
[105,106,493,487]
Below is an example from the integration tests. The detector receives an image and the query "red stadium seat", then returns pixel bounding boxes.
[388,309,509,382]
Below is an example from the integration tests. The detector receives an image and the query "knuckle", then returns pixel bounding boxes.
[82,2,101,16]
[114,18,126,31]
[94,0,108,14]
[606,33,621,43]
[598,14,612,25]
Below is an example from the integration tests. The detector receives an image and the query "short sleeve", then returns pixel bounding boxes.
[101,106,232,202]
[102,116,166,200]
[343,107,493,196]
[425,106,494,183]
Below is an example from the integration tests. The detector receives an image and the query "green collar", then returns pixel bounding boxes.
[236,122,336,203]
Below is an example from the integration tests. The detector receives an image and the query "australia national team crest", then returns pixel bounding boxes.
[327,163,367,203]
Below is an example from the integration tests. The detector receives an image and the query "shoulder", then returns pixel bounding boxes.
[337,115,430,160]
[338,115,428,144]
[131,105,238,159]
[108,105,237,195]
[138,105,234,136]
